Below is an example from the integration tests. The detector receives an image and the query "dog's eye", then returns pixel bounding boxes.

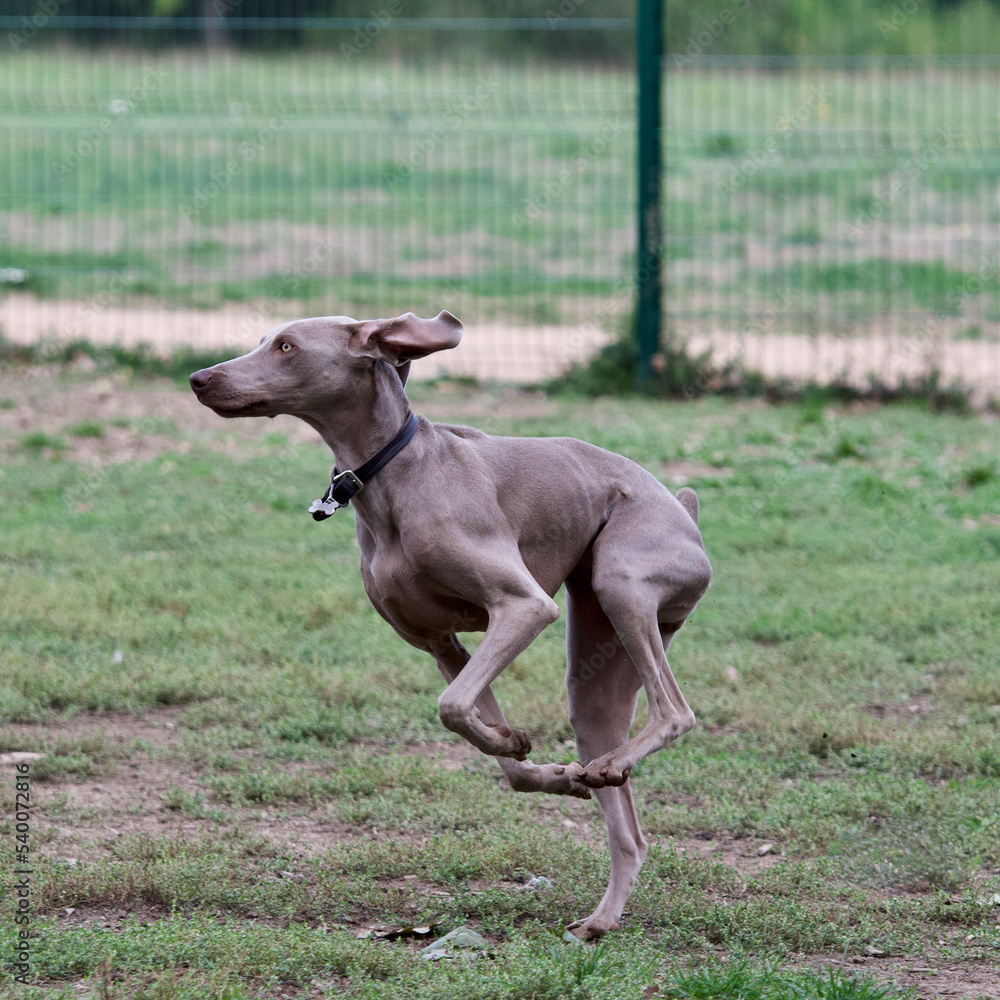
[280,342,292,353]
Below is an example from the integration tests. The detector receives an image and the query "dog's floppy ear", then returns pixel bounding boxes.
[347,310,463,366]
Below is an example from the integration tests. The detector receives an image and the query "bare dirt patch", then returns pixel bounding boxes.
[0,365,321,465]
[55,899,173,932]
[685,328,1000,405]
[660,460,734,486]
[5,710,607,876]
[880,959,1000,999]
[818,954,1000,1000]
[3,709,375,864]
[665,832,787,880]
[864,695,935,721]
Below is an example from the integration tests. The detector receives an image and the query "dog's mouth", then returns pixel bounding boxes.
[193,391,271,417]
[206,398,271,417]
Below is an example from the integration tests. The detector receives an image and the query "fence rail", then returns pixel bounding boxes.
[0,16,634,30]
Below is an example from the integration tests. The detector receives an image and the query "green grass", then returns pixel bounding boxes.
[0,370,998,996]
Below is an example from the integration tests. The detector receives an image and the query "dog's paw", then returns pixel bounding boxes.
[554,761,594,799]
[487,724,532,760]
[579,759,631,789]
[510,761,591,798]
[565,916,618,941]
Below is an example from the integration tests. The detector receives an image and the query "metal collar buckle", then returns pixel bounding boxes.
[308,411,419,522]
[332,469,364,496]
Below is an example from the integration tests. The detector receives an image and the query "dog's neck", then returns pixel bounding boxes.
[299,361,412,474]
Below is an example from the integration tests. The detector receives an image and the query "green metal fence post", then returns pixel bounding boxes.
[636,0,663,389]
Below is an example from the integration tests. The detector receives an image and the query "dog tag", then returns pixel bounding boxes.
[308,495,345,520]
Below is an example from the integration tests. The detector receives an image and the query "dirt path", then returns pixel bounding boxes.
[0,293,608,383]
[4,293,1000,403]
[687,330,1000,406]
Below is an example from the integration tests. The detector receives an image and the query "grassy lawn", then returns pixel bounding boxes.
[0,360,998,997]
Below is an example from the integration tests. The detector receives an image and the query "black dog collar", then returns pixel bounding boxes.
[309,412,419,520]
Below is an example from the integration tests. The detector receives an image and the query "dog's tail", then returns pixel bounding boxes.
[676,487,699,526]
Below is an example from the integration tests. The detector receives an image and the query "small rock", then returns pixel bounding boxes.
[0,752,46,764]
[562,819,577,829]
[757,843,776,856]
[525,875,554,890]
[863,945,886,957]
[419,926,490,961]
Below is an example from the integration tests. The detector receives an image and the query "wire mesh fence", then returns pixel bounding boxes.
[667,55,1000,404]
[0,17,637,382]
[2,16,1000,401]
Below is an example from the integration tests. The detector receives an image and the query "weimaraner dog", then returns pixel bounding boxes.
[190,310,711,939]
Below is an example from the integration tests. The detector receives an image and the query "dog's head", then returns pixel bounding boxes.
[189,310,462,418]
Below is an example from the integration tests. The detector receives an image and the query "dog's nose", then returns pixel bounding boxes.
[189,369,213,391]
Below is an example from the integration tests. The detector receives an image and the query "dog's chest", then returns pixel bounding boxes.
[360,546,488,635]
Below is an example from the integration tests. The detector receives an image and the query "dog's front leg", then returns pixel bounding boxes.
[436,591,559,759]
[427,633,591,798]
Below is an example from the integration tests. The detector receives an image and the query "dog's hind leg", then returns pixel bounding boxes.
[578,498,710,789]
[563,573,648,940]
[427,633,592,799]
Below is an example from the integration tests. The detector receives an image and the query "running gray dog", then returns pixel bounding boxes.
[190,310,711,939]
